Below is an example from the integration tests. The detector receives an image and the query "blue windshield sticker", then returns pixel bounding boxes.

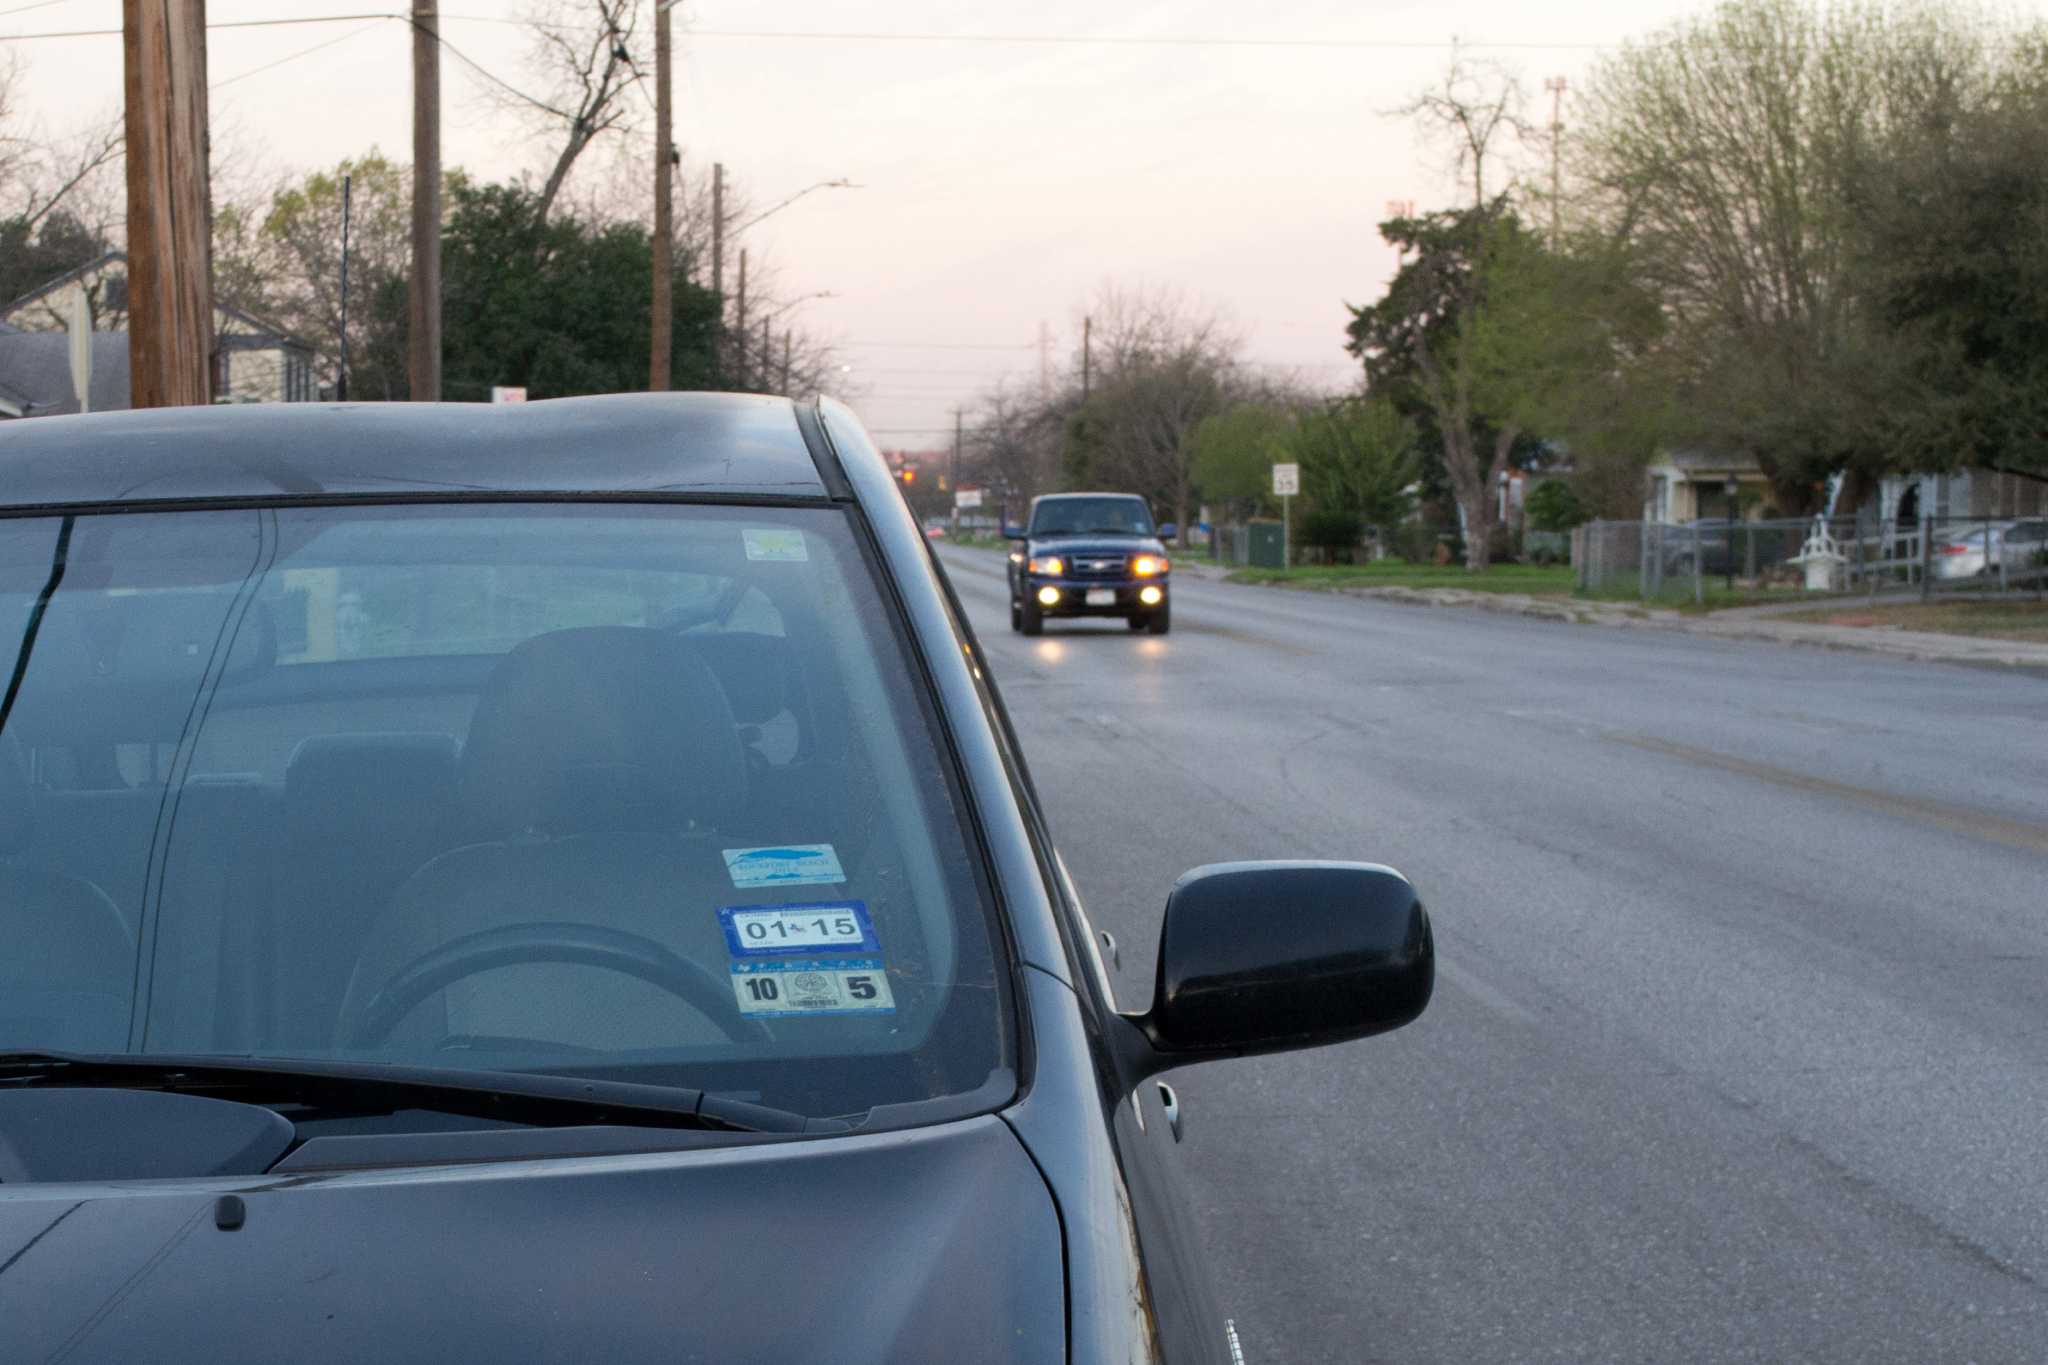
[722,843,845,888]
[719,900,879,957]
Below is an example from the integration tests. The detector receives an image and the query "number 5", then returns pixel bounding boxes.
[847,976,877,1000]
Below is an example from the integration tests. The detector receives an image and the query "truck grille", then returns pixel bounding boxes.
[1068,554,1127,579]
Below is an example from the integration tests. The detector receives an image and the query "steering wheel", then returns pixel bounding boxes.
[341,921,767,1050]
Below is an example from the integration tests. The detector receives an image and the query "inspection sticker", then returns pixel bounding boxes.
[730,957,895,1017]
[722,843,845,889]
[742,528,809,563]
[719,899,879,957]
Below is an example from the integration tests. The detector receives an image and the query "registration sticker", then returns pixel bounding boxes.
[731,958,895,1016]
[722,843,845,889]
[742,528,809,563]
[719,900,879,956]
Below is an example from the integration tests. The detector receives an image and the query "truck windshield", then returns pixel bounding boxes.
[0,502,1009,1124]
[1030,497,1153,537]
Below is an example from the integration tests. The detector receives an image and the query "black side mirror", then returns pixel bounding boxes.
[1126,861,1432,1078]
[1003,524,1027,540]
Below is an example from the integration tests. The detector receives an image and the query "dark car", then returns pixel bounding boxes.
[1006,491,1173,635]
[0,395,1431,1363]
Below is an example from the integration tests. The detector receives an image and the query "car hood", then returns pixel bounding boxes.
[0,1115,1064,1363]
[1026,534,1167,562]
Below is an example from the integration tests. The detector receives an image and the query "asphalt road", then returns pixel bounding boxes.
[936,545,2048,1365]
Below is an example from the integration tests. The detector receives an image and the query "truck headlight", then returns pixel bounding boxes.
[1132,555,1169,577]
[1027,556,1064,575]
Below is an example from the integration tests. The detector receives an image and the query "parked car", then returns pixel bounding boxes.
[1996,518,2048,580]
[1931,522,2015,580]
[1005,491,1173,635]
[0,395,1431,1363]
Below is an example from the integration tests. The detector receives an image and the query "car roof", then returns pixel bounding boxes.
[0,393,829,512]
[1034,492,1144,501]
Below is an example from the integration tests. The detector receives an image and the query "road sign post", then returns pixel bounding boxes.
[1272,463,1300,568]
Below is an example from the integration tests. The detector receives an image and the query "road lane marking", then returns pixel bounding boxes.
[1612,733,2048,858]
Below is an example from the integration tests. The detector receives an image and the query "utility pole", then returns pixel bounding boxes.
[733,246,748,388]
[1544,76,1567,251]
[760,314,771,393]
[1081,315,1092,401]
[780,328,792,394]
[711,162,725,375]
[1036,320,1053,401]
[408,0,441,401]
[122,0,213,409]
[951,408,963,533]
[648,0,675,390]
[337,174,352,399]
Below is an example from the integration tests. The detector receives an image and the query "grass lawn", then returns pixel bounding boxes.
[1775,599,2048,643]
[1225,561,1577,595]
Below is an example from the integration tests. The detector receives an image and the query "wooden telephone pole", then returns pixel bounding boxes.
[409,0,442,400]
[122,0,213,408]
[733,247,748,388]
[648,0,675,390]
[710,161,725,376]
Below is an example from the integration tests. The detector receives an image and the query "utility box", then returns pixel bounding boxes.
[1248,519,1286,569]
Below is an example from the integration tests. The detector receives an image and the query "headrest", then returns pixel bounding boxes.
[457,628,746,839]
[0,735,30,855]
[286,733,459,840]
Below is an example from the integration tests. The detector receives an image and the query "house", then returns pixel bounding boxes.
[1642,449,1777,522]
[0,251,318,415]
[1865,469,2044,527]
[0,330,133,418]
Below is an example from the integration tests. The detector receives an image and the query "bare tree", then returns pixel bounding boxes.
[505,0,647,225]
[1396,51,1534,211]
[1068,284,1244,541]
[1,58,124,243]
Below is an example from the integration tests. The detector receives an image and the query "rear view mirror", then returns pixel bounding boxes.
[1003,524,1026,540]
[1129,861,1432,1077]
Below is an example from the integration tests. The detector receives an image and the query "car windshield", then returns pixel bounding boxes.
[1029,497,1153,537]
[0,502,1008,1124]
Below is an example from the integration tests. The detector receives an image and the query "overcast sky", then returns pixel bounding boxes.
[4,0,1971,447]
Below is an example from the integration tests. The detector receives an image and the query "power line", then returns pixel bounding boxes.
[212,21,384,90]
[842,340,1038,351]
[431,15,1618,53]
[677,29,1617,52]
[0,12,554,115]
[0,0,68,20]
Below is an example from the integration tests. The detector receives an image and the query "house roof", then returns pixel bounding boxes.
[0,332,133,419]
[1650,448,1766,475]
[0,249,125,320]
[1,253,312,353]
[0,393,829,508]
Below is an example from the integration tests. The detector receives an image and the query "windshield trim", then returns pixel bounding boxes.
[0,488,842,523]
[1,496,1019,1136]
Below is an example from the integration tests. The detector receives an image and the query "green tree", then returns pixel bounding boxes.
[1287,398,1419,536]
[1851,52,2048,482]
[0,209,106,310]
[1525,479,1590,532]
[438,180,723,400]
[1347,205,1535,569]
[1191,403,1293,517]
[213,153,415,399]
[1572,0,2003,498]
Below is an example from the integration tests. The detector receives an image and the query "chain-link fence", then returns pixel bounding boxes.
[1572,516,2048,602]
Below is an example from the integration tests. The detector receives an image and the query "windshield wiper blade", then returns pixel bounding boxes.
[0,1051,847,1135]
